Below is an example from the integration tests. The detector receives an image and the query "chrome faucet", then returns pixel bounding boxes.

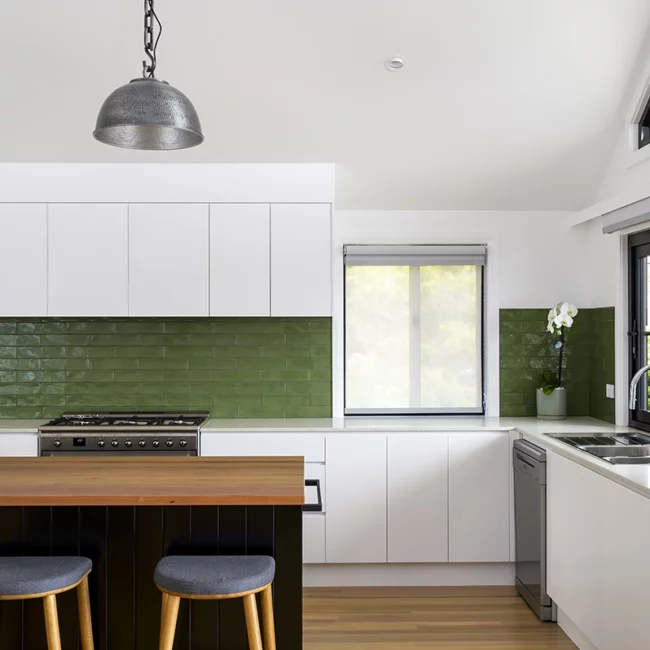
[629,363,650,410]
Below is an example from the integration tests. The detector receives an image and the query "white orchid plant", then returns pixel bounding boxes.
[541,302,579,395]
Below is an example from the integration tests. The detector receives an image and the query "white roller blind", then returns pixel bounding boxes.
[344,245,487,266]
[602,196,650,234]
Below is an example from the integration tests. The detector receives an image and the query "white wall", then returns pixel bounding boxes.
[331,209,589,417]
[581,217,621,309]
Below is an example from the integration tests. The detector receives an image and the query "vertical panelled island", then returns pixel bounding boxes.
[0,456,304,650]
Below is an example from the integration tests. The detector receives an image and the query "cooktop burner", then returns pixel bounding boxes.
[42,412,209,428]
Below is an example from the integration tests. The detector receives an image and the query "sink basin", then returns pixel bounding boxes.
[579,445,650,458]
[607,457,650,465]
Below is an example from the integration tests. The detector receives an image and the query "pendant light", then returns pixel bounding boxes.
[94,0,203,150]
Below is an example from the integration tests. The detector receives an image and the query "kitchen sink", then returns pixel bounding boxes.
[607,457,650,465]
[579,445,650,458]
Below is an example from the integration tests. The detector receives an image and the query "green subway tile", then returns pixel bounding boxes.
[0,396,16,406]
[237,405,286,418]
[262,394,310,407]
[261,370,310,382]
[236,358,287,370]
[0,317,332,419]
[285,405,331,418]
[237,382,286,395]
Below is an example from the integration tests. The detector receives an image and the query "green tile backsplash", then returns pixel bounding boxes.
[500,308,615,423]
[0,318,332,419]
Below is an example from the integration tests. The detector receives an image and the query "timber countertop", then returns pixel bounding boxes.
[0,456,305,507]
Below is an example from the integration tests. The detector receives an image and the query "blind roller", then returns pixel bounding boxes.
[602,196,650,234]
[344,245,487,266]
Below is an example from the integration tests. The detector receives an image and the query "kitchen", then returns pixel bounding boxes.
[1,2,650,650]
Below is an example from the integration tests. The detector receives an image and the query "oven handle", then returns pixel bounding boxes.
[303,479,323,513]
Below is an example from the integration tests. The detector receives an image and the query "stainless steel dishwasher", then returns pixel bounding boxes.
[513,439,555,621]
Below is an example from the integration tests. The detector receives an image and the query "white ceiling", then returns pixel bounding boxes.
[1,0,649,209]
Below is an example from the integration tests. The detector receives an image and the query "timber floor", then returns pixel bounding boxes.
[303,587,577,649]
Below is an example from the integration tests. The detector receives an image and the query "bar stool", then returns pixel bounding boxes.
[154,555,276,650]
[0,556,94,650]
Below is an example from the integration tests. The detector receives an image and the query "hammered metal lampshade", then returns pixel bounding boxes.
[94,78,203,150]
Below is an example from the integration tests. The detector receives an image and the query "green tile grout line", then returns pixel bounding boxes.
[0,317,332,419]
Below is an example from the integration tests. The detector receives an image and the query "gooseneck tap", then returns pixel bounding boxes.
[629,363,650,410]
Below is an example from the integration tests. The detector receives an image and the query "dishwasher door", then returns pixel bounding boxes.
[513,439,555,621]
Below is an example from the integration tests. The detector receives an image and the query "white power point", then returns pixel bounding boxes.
[606,384,615,399]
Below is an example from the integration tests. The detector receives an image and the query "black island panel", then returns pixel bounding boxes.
[0,505,303,650]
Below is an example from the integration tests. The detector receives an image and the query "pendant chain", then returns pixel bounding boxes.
[143,0,162,78]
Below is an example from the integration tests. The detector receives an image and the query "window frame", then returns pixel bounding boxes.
[628,229,650,432]
[343,253,487,417]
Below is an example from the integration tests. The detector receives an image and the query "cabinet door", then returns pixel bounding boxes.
[326,434,386,563]
[0,205,46,316]
[270,204,331,316]
[448,433,510,562]
[129,204,209,316]
[387,434,448,562]
[0,433,38,457]
[210,204,270,316]
[48,204,128,316]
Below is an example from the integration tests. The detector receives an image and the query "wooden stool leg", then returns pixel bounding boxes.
[260,584,276,650]
[159,594,180,650]
[160,592,169,641]
[43,594,62,650]
[77,575,95,650]
[243,593,263,650]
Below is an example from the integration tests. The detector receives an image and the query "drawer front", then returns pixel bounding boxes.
[200,433,325,463]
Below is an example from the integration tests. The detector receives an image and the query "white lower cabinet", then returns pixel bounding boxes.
[0,433,39,457]
[387,435,448,562]
[325,434,387,563]
[548,451,650,650]
[448,433,510,562]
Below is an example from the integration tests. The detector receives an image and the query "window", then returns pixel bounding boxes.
[344,245,486,415]
[629,231,650,431]
[639,98,650,150]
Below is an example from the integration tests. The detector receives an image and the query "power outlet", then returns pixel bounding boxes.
[606,384,615,399]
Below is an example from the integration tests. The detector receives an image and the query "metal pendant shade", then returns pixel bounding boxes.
[94,78,203,150]
[94,0,203,151]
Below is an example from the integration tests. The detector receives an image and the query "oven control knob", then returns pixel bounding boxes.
[179,439,187,448]
[97,439,106,448]
[152,439,160,448]
[124,439,132,448]
[111,439,119,448]
[53,439,62,448]
[138,439,146,447]
[166,439,174,447]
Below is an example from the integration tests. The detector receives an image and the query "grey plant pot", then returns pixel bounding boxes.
[536,387,567,420]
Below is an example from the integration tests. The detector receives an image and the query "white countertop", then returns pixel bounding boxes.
[0,420,46,433]
[3,415,650,500]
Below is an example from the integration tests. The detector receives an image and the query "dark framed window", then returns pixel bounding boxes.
[639,100,650,149]
[629,230,650,431]
[343,245,486,416]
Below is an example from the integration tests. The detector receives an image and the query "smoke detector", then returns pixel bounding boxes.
[385,56,406,72]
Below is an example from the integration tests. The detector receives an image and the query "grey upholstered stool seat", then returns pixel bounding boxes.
[0,556,93,596]
[154,555,275,596]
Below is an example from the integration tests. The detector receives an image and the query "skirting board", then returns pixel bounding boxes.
[304,563,515,587]
[556,608,599,650]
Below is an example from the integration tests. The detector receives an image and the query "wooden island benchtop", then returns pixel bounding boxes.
[0,456,305,506]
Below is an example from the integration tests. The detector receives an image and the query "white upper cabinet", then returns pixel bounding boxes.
[0,204,47,316]
[210,204,270,316]
[48,204,128,316]
[387,434,449,563]
[129,204,209,316]
[270,204,331,317]
[448,433,510,562]
[326,434,387,563]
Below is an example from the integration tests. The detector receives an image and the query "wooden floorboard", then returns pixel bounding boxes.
[304,587,577,649]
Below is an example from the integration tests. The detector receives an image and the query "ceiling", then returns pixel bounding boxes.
[1,0,649,209]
